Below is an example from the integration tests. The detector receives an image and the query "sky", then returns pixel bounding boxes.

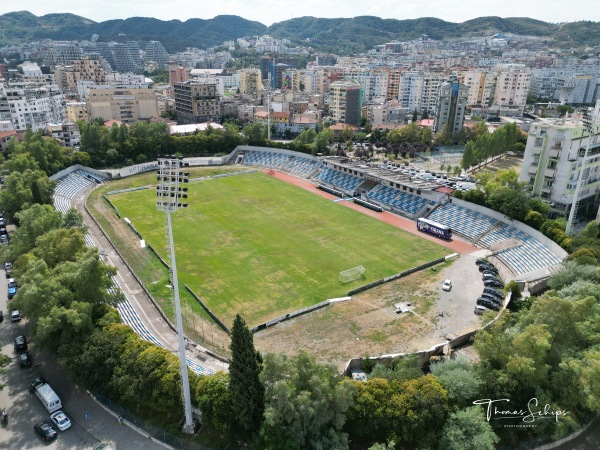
[0,0,598,26]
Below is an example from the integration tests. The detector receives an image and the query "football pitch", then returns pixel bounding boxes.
[109,171,448,326]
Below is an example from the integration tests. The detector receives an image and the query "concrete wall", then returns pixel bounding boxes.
[49,164,111,181]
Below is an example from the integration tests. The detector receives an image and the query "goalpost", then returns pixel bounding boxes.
[339,265,366,284]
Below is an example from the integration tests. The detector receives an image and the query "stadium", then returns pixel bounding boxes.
[51,145,568,373]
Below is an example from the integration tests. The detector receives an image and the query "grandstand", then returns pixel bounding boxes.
[426,202,565,277]
[367,185,433,215]
[427,203,498,240]
[316,167,363,194]
[480,224,563,276]
[52,168,214,376]
[238,149,321,178]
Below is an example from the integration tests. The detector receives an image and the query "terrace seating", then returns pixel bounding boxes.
[243,150,290,169]
[284,156,321,177]
[367,185,432,215]
[427,203,497,240]
[53,171,99,213]
[316,167,363,193]
[480,224,563,276]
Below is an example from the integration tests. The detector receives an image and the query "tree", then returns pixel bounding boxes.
[412,110,418,122]
[487,187,528,221]
[524,210,545,229]
[438,407,499,450]
[229,314,264,438]
[195,372,233,436]
[369,355,423,383]
[260,351,355,450]
[557,105,574,117]
[243,122,267,146]
[345,378,398,447]
[461,141,477,170]
[430,357,482,408]
[0,169,55,220]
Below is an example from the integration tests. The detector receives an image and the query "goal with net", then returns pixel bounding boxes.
[339,265,366,284]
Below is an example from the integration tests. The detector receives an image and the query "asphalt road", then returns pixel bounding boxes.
[0,269,167,450]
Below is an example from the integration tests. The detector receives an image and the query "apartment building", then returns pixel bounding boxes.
[0,82,65,131]
[173,81,220,124]
[59,59,107,98]
[46,122,80,147]
[458,70,494,109]
[490,64,531,116]
[519,116,600,214]
[86,85,159,123]
[238,69,262,97]
[434,80,468,134]
[144,41,169,68]
[329,81,362,125]
[282,69,301,91]
[398,71,447,115]
[65,102,88,122]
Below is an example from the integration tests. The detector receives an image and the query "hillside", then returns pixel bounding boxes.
[0,12,267,52]
[0,11,598,53]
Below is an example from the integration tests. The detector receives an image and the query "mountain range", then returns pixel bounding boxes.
[1,11,599,54]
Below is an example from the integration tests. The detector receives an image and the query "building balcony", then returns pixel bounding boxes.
[542,187,552,194]
[544,168,556,178]
[528,166,537,175]
[549,150,560,158]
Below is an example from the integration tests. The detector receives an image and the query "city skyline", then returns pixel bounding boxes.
[0,0,598,27]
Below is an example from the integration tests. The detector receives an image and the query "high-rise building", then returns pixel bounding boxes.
[270,63,290,89]
[490,64,531,116]
[238,69,262,96]
[315,54,337,66]
[112,43,142,73]
[329,81,362,125]
[173,81,221,124]
[434,80,468,135]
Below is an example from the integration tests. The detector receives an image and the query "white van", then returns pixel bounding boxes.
[35,383,62,413]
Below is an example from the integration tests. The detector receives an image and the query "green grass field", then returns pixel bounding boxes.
[109,172,448,326]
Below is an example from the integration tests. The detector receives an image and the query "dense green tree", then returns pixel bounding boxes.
[345,378,398,447]
[243,122,267,146]
[0,169,55,220]
[32,227,86,269]
[438,406,499,450]
[260,351,354,450]
[195,372,233,436]
[487,186,528,221]
[229,314,264,438]
[430,357,482,408]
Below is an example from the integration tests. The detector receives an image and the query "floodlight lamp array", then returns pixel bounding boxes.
[155,157,190,212]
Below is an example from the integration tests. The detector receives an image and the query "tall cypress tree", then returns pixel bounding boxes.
[229,314,264,437]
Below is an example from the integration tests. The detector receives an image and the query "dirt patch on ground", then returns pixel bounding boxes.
[254,265,453,369]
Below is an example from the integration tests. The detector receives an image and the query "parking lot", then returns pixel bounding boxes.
[431,252,499,340]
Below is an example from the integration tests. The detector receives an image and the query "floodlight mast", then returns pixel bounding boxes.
[156,156,194,433]
[566,109,595,235]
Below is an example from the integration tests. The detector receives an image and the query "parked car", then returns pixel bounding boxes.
[0,234,9,245]
[484,279,504,289]
[476,297,500,311]
[482,268,499,276]
[480,293,502,306]
[50,410,72,431]
[7,286,17,299]
[7,278,17,288]
[29,376,46,393]
[0,309,3,322]
[34,420,58,441]
[4,261,12,278]
[474,305,488,315]
[10,310,21,322]
[14,335,27,352]
[475,258,493,267]
[483,287,505,299]
[442,279,452,291]
[478,264,496,273]
[19,351,32,368]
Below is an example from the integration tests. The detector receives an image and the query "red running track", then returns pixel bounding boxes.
[266,170,478,256]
